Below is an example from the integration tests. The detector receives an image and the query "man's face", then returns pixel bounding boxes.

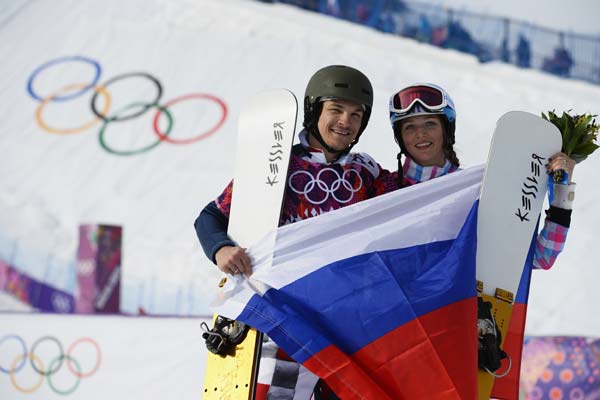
[315,99,364,153]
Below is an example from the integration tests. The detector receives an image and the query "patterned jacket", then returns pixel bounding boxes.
[213,129,396,227]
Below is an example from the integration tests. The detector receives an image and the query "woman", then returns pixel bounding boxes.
[388,83,576,271]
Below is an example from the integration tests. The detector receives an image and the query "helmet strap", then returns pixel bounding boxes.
[396,152,405,188]
[393,122,408,155]
[308,126,348,156]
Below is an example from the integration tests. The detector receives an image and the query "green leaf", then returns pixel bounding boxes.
[542,110,600,163]
[574,141,599,155]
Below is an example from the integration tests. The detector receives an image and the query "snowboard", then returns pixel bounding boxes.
[476,111,562,399]
[202,89,298,400]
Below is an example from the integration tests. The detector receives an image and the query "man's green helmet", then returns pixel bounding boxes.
[303,65,374,153]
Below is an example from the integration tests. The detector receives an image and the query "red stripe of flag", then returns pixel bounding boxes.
[303,297,477,399]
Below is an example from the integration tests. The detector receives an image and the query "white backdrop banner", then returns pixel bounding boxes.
[0,312,210,399]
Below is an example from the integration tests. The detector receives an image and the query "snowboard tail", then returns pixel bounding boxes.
[476,281,515,399]
[202,89,298,400]
[203,317,262,399]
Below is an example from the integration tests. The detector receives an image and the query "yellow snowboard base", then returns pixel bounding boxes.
[202,315,262,400]
[477,281,514,400]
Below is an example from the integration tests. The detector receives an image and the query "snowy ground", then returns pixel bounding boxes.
[0,0,599,336]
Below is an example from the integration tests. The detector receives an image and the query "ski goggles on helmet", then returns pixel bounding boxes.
[389,84,447,122]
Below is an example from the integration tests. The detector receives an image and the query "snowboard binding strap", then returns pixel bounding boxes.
[476,281,512,377]
[201,315,250,356]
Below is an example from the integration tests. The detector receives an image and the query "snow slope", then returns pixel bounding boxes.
[0,0,599,336]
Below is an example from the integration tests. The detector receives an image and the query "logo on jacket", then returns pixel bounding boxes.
[288,168,363,205]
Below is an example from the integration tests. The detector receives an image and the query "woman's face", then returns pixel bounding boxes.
[400,114,446,167]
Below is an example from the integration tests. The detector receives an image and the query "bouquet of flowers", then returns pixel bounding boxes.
[542,110,599,182]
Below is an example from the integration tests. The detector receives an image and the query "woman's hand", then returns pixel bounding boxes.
[547,152,576,183]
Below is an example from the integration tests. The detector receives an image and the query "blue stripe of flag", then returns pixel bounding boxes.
[238,201,479,363]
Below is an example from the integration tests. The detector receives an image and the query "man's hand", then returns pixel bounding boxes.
[215,246,252,276]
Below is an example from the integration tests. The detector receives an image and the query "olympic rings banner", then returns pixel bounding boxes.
[0,313,210,399]
[0,260,74,314]
[75,225,122,314]
[26,55,228,156]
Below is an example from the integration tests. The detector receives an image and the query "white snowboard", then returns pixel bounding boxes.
[477,111,562,297]
[203,89,298,400]
[228,89,298,247]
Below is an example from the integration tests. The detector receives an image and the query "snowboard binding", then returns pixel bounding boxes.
[201,315,250,356]
[477,296,511,377]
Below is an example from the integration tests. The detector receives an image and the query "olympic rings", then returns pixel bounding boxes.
[27,56,228,156]
[90,72,162,121]
[99,102,173,156]
[27,55,102,102]
[35,83,112,135]
[30,336,64,376]
[0,335,27,373]
[288,168,363,205]
[51,291,75,313]
[48,355,81,395]
[152,93,227,144]
[10,353,44,393]
[66,337,102,378]
[0,334,101,395]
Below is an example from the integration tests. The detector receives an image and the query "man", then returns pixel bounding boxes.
[195,65,394,399]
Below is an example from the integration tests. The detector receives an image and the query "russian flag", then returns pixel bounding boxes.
[212,166,485,399]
